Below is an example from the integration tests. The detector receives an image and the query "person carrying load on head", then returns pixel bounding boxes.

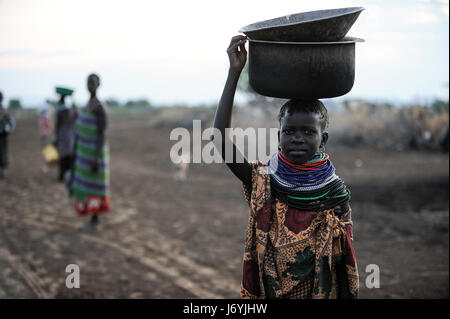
[211,36,359,299]
[54,86,77,182]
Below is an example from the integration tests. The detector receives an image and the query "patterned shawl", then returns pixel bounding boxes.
[241,161,359,299]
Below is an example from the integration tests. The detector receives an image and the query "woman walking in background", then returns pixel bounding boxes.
[54,88,77,182]
[70,74,109,232]
[0,91,16,180]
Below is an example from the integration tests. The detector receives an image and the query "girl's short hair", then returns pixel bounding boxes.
[278,99,329,130]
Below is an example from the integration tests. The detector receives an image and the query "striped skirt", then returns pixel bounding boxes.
[70,110,110,215]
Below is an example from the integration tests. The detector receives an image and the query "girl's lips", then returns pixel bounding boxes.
[289,150,307,156]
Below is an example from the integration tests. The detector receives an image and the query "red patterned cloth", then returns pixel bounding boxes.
[241,162,359,299]
[75,195,110,215]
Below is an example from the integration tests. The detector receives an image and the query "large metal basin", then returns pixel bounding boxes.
[240,7,364,42]
[248,37,363,99]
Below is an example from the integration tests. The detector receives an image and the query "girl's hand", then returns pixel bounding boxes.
[91,159,99,173]
[227,35,247,73]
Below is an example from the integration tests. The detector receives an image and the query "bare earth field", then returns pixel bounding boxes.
[1,115,448,299]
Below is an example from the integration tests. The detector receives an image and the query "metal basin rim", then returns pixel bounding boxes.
[248,37,365,45]
[239,7,365,33]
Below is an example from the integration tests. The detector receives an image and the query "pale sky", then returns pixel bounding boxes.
[0,0,449,107]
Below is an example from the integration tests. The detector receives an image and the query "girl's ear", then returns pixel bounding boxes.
[321,131,329,148]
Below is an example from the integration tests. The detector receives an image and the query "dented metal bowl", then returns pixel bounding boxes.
[240,7,364,42]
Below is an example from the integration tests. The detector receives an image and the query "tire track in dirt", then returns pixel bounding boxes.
[1,168,241,298]
[0,247,51,298]
[0,212,239,298]
[50,211,241,297]
[0,219,56,298]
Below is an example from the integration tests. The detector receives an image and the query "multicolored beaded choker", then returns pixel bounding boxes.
[268,151,350,211]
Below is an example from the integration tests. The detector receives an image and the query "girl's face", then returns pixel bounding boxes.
[278,111,328,165]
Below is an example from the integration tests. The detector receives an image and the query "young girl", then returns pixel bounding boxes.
[70,74,109,232]
[213,36,359,299]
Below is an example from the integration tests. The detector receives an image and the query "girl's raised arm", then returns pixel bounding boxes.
[212,35,252,187]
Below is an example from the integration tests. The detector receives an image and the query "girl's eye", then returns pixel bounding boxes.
[284,129,294,134]
[304,129,315,135]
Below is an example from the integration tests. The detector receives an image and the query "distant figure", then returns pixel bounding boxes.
[0,91,16,179]
[54,89,77,182]
[409,109,432,150]
[39,102,53,146]
[173,153,190,181]
[70,74,109,232]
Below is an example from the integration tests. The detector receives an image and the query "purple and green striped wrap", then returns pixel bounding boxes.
[70,109,109,202]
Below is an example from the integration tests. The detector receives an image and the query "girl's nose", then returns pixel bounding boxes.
[292,133,305,143]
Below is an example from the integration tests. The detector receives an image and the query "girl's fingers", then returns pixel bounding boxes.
[231,35,247,43]
[239,43,247,55]
[228,41,244,51]
[227,40,247,54]
[228,36,247,49]
[227,42,240,52]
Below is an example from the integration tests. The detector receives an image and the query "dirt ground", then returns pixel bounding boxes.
[0,114,448,299]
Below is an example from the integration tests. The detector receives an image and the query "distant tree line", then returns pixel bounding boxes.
[105,98,152,109]
[431,99,449,114]
[3,97,152,109]
[7,99,22,110]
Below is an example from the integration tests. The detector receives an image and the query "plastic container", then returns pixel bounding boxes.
[55,87,74,96]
